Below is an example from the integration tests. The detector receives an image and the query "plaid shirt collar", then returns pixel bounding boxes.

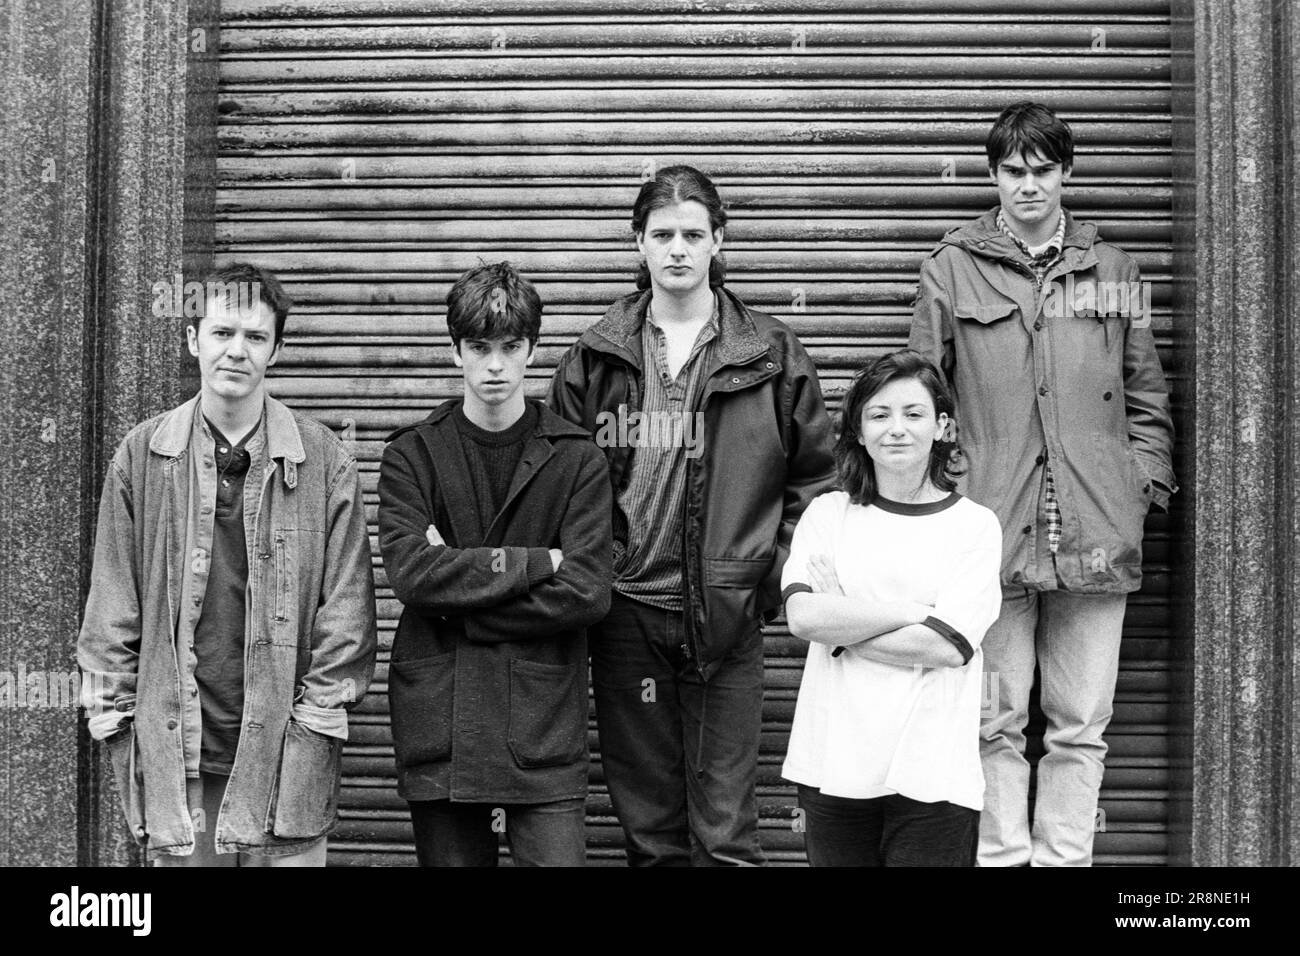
[996,208,1066,262]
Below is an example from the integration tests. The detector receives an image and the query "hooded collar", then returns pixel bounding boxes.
[581,286,771,371]
[149,392,305,465]
[941,206,1097,260]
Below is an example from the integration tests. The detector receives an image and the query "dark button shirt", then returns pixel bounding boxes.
[193,416,259,775]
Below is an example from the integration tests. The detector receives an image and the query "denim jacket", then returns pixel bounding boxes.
[77,394,377,856]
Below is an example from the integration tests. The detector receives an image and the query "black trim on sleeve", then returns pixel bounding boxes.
[781,582,813,603]
[922,615,975,665]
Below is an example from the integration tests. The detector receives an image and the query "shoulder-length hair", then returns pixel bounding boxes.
[835,349,964,506]
[631,165,727,289]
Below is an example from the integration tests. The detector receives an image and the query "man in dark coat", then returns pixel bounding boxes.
[548,166,835,865]
[379,262,612,866]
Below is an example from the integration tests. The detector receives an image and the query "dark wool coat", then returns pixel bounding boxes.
[378,399,612,803]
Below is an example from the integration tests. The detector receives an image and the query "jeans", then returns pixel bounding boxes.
[979,586,1128,866]
[796,784,978,867]
[590,591,765,866]
[153,772,327,867]
[407,798,586,867]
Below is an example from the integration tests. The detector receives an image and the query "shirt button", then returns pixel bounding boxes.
[222,479,230,487]
[731,377,740,384]
[204,459,213,467]
[1035,454,1045,466]
[1033,321,1043,331]
[1103,391,1113,400]
[259,552,271,561]
[1038,385,1049,396]
[166,718,178,730]
[192,597,201,607]
[219,446,228,453]
[1022,525,1033,535]
[201,506,212,515]
[765,362,774,369]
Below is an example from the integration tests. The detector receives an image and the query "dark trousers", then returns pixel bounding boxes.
[590,591,765,867]
[796,784,979,867]
[407,798,586,867]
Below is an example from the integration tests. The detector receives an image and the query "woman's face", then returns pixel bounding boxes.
[858,376,948,477]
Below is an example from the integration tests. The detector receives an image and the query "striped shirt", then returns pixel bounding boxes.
[997,208,1066,553]
[613,298,718,610]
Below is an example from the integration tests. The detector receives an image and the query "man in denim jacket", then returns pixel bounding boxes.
[77,263,377,865]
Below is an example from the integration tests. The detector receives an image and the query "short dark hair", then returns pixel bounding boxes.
[199,262,293,345]
[835,349,963,506]
[631,164,728,290]
[985,101,1074,173]
[446,261,542,348]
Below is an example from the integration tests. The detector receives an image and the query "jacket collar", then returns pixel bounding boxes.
[941,206,1097,259]
[388,397,590,444]
[581,287,771,371]
[404,398,581,547]
[149,392,305,464]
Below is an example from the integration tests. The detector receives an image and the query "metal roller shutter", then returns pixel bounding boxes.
[216,0,1177,865]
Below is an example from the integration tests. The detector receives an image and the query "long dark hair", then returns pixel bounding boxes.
[835,349,963,506]
[631,164,727,290]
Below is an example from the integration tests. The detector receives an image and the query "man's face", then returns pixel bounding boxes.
[858,377,948,477]
[187,295,281,402]
[991,148,1071,235]
[453,335,535,408]
[635,200,723,296]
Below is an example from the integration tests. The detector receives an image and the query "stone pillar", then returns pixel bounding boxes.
[1172,0,1300,866]
[0,0,214,865]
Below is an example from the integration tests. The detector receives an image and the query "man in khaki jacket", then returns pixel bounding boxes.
[909,102,1176,866]
[78,263,377,865]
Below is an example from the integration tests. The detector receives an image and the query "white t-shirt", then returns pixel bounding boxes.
[780,489,1003,810]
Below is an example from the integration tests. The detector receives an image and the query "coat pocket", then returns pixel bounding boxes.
[388,652,455,768]
[703,556,771,588]
[507,659,586,770]
[105,722,148,846]
[954,301,1017,324]
[265,719,343,840]
[1080,434,1150,574]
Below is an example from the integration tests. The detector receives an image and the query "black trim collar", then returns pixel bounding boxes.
[870,491,962,516]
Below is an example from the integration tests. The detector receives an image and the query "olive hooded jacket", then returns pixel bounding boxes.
[909,208,1177,593]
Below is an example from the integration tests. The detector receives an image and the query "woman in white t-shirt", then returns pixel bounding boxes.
[781,349,1002,866]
